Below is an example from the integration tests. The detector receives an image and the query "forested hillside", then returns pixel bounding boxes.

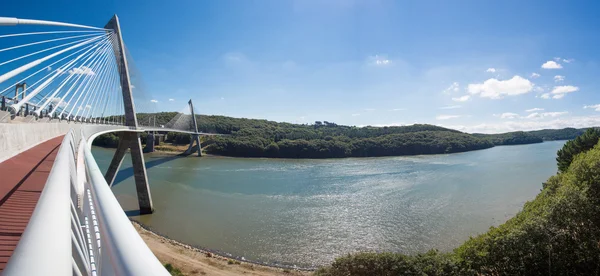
[473,131,543,145]
[94,112,592,158]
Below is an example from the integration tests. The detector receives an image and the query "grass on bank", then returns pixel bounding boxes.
[164,263,185,276]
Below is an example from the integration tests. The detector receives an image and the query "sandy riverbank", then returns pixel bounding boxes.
[133,222,312,276]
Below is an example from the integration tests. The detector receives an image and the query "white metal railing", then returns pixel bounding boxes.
[4,126,169,275]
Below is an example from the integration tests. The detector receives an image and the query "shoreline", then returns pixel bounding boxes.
[131,220,314,275]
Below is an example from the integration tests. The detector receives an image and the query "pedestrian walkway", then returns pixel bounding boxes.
[0,136,64,271]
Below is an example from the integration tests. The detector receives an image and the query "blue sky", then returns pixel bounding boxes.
[3,0,600,133]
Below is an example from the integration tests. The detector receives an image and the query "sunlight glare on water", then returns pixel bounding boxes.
[92,140,565,268]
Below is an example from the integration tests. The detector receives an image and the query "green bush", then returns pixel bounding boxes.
[164,263,184,276]
[315,251,462,276]
[556,128,600,172]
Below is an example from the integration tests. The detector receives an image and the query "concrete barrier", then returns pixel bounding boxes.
[0,122,81,162]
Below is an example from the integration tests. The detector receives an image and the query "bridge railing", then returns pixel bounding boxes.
[3,129,81,275]
[4,126,168,275]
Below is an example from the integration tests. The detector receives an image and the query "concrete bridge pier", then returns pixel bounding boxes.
[144,132,155,153]
[104,132,154,214]
[103,14,154,215]
[184,134,202,156]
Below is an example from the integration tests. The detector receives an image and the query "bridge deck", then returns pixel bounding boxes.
[0,136,63,271]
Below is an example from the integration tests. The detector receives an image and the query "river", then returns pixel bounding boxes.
[92,140,565,268]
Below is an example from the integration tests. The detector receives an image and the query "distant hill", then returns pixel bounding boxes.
[97,113,593,158]
[526,127,587,141]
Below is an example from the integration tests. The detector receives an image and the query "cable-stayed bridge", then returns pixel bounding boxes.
[0,15,216,275]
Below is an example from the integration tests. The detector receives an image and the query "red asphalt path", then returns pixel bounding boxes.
[0,136,64,271]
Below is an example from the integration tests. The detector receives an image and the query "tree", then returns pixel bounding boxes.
[556,128,600,172]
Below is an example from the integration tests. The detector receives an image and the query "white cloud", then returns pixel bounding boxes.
[364,108,376,111]
[367,55,392,66]
[220,97,225,100]
[540,93,551,99]
[549,85,579,99]
[552,85,579,94]
[553,57,561,62]
[563,58,574,63]
[525,108,544,112]
[554,75,565,82]
[168,98,175,102]
[525,111,568,119]
[50,97,66,108]
[584,104,600,111]
[496,112,520,119]
[436,115,461,120]
[531,73,541,78]
[390,108,406,111]
[69,66,95,75]
[130,85,135,89]
[351,113,361,116]
[223,52,247,63]
[443,82,460,94]
[486,68,496,73]
[534,86,544,92]
[445,115,600,134]
[452,95,470,102]
[440,105,461,109]
[467,75,533,99]
[150,99,158,103]
[541,60,562,69]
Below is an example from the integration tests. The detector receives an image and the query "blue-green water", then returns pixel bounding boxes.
[92,141,565,268]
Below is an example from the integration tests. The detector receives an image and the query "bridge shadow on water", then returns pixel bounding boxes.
[117,154,187,217]
[112,153,188,187]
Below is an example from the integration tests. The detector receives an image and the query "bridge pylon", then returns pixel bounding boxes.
[103,15,154,215]
[184,99,202,157]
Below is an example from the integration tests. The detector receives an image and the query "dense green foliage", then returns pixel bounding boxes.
[316,251,460,276]
[556,128,600,172]
[204,131,493,158]
[316,131,600,276]
[92,132,120,148]
[164,263,184,276]
[474,131,542,145]
[93,112,593,159]
[528,127,587,141]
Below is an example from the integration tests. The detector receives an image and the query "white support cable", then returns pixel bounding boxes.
[82,67,111,122]
[35,41,107,116]
[67,50,112,120]
[9,38,107,114]
[62,47,112,119]
[0,33,102,53]
[99,54,119,122]
[33,73,74,115]
[106,35,121,124]
[0,35,108,68]
[0,17,106,30]
[0,42,98,96]
[83,41,118,122]
[0,30,107,39]
[76,50,117,121]
[74,53,113,121]
[0,35,104,85]
[91,47,120,122]
[7,43,97,105]
[120,85,125,125]
[87,68,113,122]
[51,40,112,117]
[56,39,113,118]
